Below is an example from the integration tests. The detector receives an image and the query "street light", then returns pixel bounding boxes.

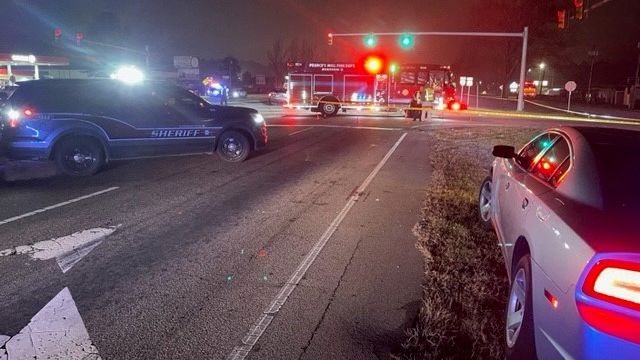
[538,62,546,95]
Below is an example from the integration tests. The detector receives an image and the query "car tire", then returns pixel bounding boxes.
[318,99,339,117]
[478,175,493,230]
[505,254,537,360]
[217,130,250,162]
[54,136,105,177]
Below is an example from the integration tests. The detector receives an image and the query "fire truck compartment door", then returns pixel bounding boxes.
[289,74,312,104]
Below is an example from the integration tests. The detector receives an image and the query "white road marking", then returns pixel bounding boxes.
[228,132,408,359]
[267,124,402,131]
[1,287,100,360]
[0,226,119,273]
[0,187,119,227]
[288,127,313,136]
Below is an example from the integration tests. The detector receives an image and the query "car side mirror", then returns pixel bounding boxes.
[493,145,516,158]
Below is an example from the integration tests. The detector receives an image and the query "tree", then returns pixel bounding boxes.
[286,38,300,62]
[221,56,242,82]
[267,39,287,87]
[242,71,254,86]
[300,39,314,64]
[471,1,556,97]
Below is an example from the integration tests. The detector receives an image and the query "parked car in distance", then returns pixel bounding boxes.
[480,126,640,360]
[267,89,287,105]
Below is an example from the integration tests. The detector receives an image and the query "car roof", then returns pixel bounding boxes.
[572,126,640,147]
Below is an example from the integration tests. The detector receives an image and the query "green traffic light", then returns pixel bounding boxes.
[399,34,414,49]
[390,63,398,73]
[364,34,377,48]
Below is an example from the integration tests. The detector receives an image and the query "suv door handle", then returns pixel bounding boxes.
[522,198,529,209]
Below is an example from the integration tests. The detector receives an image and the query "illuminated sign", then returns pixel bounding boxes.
[11,54,36,63]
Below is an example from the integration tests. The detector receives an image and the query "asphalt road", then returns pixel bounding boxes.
[0,113,434,359]
[0,102,637,359]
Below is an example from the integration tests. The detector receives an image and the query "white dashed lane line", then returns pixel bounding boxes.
[0,187,119,227]
[228,132,408,360]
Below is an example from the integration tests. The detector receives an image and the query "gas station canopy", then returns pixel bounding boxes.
[0,53,69,84]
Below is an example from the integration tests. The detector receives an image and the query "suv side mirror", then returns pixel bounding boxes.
[493,145,516,158]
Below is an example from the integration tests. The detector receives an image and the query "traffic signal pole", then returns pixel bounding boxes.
[330,28,529,112]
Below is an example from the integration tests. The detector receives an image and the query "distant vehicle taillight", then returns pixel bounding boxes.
[577,259,640,344]
[23,108,35,117]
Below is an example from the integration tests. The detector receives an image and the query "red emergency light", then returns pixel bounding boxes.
[364,56,383,74]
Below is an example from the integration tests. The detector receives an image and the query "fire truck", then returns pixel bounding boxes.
[285,60,456,116]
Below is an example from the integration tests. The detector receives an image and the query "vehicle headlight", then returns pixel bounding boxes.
[233,91,239,98]
[251,113,265,124]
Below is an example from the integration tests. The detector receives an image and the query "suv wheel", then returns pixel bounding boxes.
[217,130,250,162]
[54,137,105,176]
[505,254,537,360]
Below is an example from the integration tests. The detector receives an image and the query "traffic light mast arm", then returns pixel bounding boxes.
[329,31,524,38]
[328,28,529,112]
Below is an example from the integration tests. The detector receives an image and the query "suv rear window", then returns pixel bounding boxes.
[9,82,110,113]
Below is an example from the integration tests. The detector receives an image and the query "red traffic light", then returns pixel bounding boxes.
[54,28,62,39]
[364,56,383,74]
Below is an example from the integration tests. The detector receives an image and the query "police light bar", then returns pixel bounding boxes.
[110,66,145,84]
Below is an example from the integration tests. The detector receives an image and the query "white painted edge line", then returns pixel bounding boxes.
[0,187,119,226]
[227,132,408,360]
[288,127,313,136]
[267,124,402,131]
[525,99,640,122]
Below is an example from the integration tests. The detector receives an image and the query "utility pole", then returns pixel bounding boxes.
[633,41,640,109]
[587,49,599,103]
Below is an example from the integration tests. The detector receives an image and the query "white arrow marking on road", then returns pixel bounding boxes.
[0,287,100,360]
[0,226,119,273]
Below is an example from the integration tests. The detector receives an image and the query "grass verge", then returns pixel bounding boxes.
[399,126,538,359]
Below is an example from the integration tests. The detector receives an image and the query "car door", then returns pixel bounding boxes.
[107,85,217,158]
[495,132,559,255]
[151,85,219,155]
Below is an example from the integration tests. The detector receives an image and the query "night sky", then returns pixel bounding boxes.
[2,0,639,83]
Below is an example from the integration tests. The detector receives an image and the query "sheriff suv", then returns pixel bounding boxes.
[0,79,267,176]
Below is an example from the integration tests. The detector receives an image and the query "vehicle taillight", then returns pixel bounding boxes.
[577,259,640,344]
[583,260,640,311]
[23,108,34,117]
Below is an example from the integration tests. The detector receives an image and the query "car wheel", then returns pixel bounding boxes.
[217,130,250,162]
[505,254,537,360]
[54,137,105,176]
[478,175,493,229]
[319,100,339,117]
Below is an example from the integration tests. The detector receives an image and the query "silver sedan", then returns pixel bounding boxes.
[480,126,640,359]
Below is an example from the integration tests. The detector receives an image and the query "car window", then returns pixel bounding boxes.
[549,158,571,187]
[516,132,559,170]
[531,136,571,185]
[152,85,213,123]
